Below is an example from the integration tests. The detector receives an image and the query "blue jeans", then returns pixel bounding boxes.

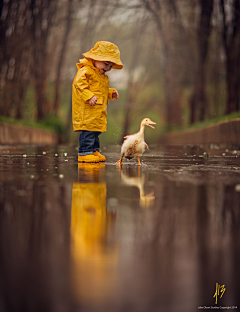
[78,131,101,155]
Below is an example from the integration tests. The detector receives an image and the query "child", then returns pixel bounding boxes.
[72,41,123,163]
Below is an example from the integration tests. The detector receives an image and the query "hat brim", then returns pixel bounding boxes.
[82,52,123,69]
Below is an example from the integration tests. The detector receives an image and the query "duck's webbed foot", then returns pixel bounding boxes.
[135,156,148,166]
[115,155,123,165]
[135,156,142,166]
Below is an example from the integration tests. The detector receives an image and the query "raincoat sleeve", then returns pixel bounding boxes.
[108,88,117,100]
[73,67,95,102]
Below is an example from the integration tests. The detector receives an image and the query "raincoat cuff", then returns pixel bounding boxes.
[108,88,116,100]
[80,89,95,102]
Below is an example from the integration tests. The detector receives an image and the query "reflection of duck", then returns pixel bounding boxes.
[119,166,155,208]
[71,163,118,305]
[115,118,156,166]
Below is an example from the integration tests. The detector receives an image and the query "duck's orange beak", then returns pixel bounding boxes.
[147,120,156,129]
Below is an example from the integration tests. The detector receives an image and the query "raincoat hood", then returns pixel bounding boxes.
[76,58,95,70]
[82,41,123,70]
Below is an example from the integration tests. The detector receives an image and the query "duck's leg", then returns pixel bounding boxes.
[136,156,142,166]
[115,154,123,165]
[136,156,147,166]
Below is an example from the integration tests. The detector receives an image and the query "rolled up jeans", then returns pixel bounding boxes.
[78,131,101,156]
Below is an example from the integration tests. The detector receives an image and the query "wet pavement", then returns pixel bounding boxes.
[0,143,240,312]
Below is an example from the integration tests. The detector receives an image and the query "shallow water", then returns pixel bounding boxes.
[0,144,240,312]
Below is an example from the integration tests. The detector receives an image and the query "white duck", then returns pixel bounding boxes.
[115,118,156,166]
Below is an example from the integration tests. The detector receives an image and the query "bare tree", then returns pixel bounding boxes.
[53,0,78,115]
[141,0,183,128]
[11,1,32,119]
[0,0,7,71]
[220,0,240,114]
[0,0,32,118]
[0,0,16,117]
[122,15,149,138]
[190,0,213,124]
[79,0,117,51]
[30,0,57,121]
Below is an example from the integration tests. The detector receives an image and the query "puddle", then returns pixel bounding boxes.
[0,144,240,311]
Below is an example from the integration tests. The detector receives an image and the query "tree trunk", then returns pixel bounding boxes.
[53,0,74,115]
[30,0,57,121]
[190,0,213,124]
[0,0,13,115]
[225,56,240,114]
[122,83,135,138]
[2,79,12,117]
[32,47,48,120]
[142,0,182,129]
[122,17,145,138]
[220,0,240,114]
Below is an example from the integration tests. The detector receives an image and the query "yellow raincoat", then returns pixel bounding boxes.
[72,59,116,132]
[72,41,123,133]
[71,164,118,303]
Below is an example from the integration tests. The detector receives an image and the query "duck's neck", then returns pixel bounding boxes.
[139,125,145,138]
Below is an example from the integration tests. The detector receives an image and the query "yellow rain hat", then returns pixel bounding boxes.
[82,41,123,69]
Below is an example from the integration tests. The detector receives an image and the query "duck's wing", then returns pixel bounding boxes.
[144,142,149,150]
[123,131,138,139]
[125,139,140,159]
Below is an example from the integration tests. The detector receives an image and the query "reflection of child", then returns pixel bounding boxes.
[72,41,123,163]
[71,164,118,302]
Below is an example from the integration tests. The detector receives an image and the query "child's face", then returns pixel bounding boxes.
[93,61,115,74]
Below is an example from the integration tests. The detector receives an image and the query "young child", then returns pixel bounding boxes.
[72,41,123,163]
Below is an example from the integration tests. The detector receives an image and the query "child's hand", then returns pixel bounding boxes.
[112,90,119,100]
[89,96,97,106]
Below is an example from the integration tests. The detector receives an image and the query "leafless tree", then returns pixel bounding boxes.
[30,0,57,121]
[122,16,148,138]
[219,0,240,114]
[141,0,183,128]
[53,0,78,115]
[0,0,32,118]
[190,0,214,123]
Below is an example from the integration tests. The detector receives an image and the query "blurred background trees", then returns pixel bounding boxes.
[0,0,240,144]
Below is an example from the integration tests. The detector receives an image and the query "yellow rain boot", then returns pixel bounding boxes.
[78,154,99,163]
[93,151,106,162]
